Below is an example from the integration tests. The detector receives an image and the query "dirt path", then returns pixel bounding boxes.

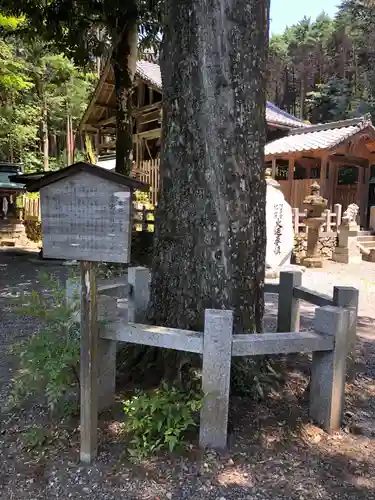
[1,255,375,500]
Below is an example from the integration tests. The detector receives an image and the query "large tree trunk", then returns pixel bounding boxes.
[112,19,138,176]
[148,0,270,334]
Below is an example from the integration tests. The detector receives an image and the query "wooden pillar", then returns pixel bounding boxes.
[357,164,371,227]
[320,156,327,199]
[271,158,277,179]
[355,165,362,208]
[95,132,100,157]
[362,164,371,228]
[80,261,99,464]
[327,160,337,210]
[288,158,295,206]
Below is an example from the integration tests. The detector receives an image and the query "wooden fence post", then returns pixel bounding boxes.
[80,261,98,464]
[128,267,150,322]
[277,271,302,332]
[310,305,351,432]
[199,309,234,449]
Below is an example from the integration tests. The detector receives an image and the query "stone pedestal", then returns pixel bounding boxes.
[0,217,26,247]
[301,182,327,269]
[332,221,361,264]
[303,219,325,268]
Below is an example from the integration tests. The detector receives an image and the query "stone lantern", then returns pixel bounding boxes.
[302,182,327,268]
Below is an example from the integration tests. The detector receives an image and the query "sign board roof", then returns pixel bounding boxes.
[26,161,148,193]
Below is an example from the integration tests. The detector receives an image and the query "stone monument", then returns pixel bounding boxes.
[265,169,294,274]
[302,182,327,268]
[332,203,361,264]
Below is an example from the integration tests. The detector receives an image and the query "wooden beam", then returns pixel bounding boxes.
[93,116,116,128]
[94,103,116,111]
[133,102,162,118]
[139,109,161,125]
[144,139,152,159]
[134,128,161,140]
[79,59,111,132]
[288,158,295,205]
[356,166,362,214]
[363,165,371,228]
[320,156,328,199]
[271,158,276,178]
[327,160,333,208]
[328,154,369,167]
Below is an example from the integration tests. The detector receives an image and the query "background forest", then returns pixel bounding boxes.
[268,0,375,123]
[1,0,374,171]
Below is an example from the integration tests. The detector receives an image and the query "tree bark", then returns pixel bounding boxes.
[42,100,49,171]
[148,0,270,334]
[112,19,138,176]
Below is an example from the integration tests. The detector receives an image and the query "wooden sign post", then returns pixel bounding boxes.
[80,260,98,463]
[27,162,147,464]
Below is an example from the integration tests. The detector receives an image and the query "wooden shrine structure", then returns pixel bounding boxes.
[265,115,375,227]
[79,59,305,165]
[80,59,375,226]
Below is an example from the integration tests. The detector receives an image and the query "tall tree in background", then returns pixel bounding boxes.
[0,13,94,168]
[148,0,269,333]
[2,0,161,174]
[267,2,375,123]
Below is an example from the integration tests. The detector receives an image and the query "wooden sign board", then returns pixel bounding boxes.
[40,171,131,263]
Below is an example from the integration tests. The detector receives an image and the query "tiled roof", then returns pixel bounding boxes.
[135,61,305,129]
[136,61,162,90]
[0,164,24,190]
[266,101,306,128]
[265,116,375,156]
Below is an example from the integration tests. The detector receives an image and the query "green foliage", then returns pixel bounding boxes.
[231,358,283,399]
[24,219,42,242]
[21,426,50,451]
[0,10,95,167]
[306,78,353,122]
[9,274,80,415]
[122,383,202,459]
[268,4,375,122]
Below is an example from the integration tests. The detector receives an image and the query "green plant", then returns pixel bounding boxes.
[9,273,80,415]
[231,358,283,399]
[24,220,42,242]
[122,383,202,460]
[21,426,50,451]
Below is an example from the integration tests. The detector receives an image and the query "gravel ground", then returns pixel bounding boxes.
[1,254,375,500]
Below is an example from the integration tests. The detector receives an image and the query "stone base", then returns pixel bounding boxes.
[302,257,324,268]
[332,247,361,264]
[0,218,39,249]
[362,249,375,262]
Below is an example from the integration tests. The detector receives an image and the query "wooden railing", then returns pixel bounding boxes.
[23,197,40,221]
[131,159,160,206]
